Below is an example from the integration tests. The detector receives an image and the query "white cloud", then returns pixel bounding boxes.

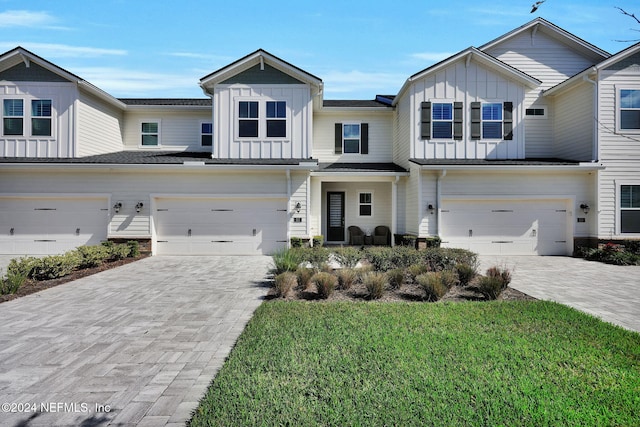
[0,10,67,30]
[0,42,126,58]
[322,70,405,97]
[410,52,455,62]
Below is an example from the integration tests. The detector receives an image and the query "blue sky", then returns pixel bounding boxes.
[1,0,639,99]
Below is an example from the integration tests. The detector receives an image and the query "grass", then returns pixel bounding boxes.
[189,301,640,426]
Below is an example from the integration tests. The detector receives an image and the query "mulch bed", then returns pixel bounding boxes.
[0,255,149,304]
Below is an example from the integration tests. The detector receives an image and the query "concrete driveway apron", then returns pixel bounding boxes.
[479,255,640,332]
[0,256,272,427]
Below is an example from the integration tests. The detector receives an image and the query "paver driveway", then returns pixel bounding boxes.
[0,256,272,427]
[479,255,640,332]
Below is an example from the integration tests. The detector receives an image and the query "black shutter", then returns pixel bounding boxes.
[503,102,513,140]
[470,102,481,140]
[453,102,463,140]
[335,123,343,154]
[420,102,431,139]
[361,123,369,154]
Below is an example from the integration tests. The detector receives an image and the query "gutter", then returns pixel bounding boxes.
[413,163,605,172]
[0,162,320,172]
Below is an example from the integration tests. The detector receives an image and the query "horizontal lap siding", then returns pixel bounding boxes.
[290,172,309,238]
[394,94,411,168]
[122,110,212,151]
[77,91,124,156]
[553,82,594,161]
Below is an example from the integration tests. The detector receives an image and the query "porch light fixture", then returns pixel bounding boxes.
[113,201,123,213]
[580,203,590,215]
[427,204,435,214]
[294,202,301,213]
[136,202,144,213]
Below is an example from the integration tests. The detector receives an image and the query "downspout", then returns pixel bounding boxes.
[583,67,598,162]
[286,169,292,248]
[392,176,399,246]
[436,169,447,237]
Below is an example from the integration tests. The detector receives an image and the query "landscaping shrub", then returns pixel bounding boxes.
[580,243,640,266]
[415,272,449,301]
[311,272,337,299]
[439,269,460,289]
[364,246,422,271]
[0,268,28,295]
[407,263,429,281]
[363,272,387,299]
[455,263,477,287]
[295,267,314,290]
[312,235,324,247]
[420,248,477,272]
[271,249,303,274]
[386,268,405,289]
[396,234,417,247]
[30,252,82,281]
[476,276,506,300]
[127,240,140,258]
[424,236,442,248]
[75,245,110,269]
[333,246,363,268]
[274,272,297,298]
[623,239,640,255]
[7,256,37,279]
[292,247,330,269]
[485,266,512,287]
[336,268,359,290]
[290,237,303,248]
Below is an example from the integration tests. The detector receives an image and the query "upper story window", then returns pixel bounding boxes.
[201,122,212,147]
[32,100,52,136]
[470,101,513,140]
[238,101,259,138]
[482,103,503,139]
[619,89,640,131]
[620,184,640,233]
[432,103,453,139]
[525,107,546,118]
[141,121,160,146]
[3,99,23,136]
[334,123,369,155]
[266,101,286,138]
[420,101,462,140]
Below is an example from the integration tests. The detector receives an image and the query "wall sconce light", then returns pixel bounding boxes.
[135,202,144,213]
[427,204,435,214]
[9,227,14,236]
[113,201,122,213]
[294,202,301,213]
[580,203,590,215]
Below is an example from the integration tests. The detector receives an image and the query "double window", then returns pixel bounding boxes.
[620,185,640,233]
[2,99,52,137]
[619,89,640,131]
[420,101,512,140]
[237,99,288,139]
[334,123,369,154]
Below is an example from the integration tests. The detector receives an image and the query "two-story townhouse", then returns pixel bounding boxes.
[1,18,639,257]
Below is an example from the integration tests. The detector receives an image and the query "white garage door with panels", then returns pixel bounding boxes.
[154,197,288,255]
[440,199,571,255]
[0,196,109,255]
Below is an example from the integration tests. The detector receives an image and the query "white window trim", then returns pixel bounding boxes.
[616,86,640,134]
[1,97,55,139]
[357,190,374,218]
[200,121,213,147]
[616,181,640,236]
[429,98,455,140]
[481,101,504,140]
[139,119,161,148]
[342,122,362,155]
[31,99,53,137]
[525,106,547,120]
[234,97,291,141]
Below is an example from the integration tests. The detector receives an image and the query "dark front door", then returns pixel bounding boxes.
[326,192,345,242]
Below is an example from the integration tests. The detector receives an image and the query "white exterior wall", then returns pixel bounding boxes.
[313,110,393,163]
[290,171,309,238]
[77,90,124,156]
[0,82,77,158]
[213,84,312,159]
[122,109,212,151]
[393,94,411,168]
[405,164,421,235]
[552,81,594,161]
[410,59,526,160]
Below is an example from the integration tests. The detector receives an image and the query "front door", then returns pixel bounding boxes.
[326,192,345,242]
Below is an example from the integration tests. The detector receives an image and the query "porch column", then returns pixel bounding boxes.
[310,177,322,240]
[391,177,398,247]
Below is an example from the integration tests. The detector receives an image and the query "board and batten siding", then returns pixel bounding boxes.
[313,110,394,163]
[213,85,312,159]
[122,109,212,151]
[409,58,526,160]
[77,90,124,156]
[552,81,594,161]
[0,82,77,158]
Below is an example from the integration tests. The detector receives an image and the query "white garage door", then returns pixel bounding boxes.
[154,197,288,255]
[0,197,109,255]
[440,199,570,255]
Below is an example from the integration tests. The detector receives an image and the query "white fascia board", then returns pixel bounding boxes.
[311,172,409,179]
[0,163,319,172]
[78,81,126,110]
[415,163,605,172]
[319,106,393,112]
[123,105,211,111]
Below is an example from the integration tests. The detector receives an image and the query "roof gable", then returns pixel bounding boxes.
[221,63,304,85]
[0,60,71,82]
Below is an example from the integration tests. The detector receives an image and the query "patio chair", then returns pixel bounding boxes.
[373,225,391,246]
[348,225,365,245]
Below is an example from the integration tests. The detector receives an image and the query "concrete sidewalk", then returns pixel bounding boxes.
[479,255,640,332]
[0,256,272,426]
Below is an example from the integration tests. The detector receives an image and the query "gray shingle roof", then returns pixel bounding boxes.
[409,158,581,166]
[318,162,408,173]
[323,99,393,108]
[119,98,212,106]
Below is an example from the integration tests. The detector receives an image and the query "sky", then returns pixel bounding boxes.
[1,0,640,100]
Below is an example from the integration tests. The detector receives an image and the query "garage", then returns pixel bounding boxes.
[440,199,571,255]
[154,197,288,255]
[0,196,109,255]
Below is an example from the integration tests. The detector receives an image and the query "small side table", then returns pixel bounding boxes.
[364,235,373,245]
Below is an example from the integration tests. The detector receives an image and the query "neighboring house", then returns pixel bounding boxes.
[1,17,639,257]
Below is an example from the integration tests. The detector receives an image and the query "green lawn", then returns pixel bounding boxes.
[189,301,640,426]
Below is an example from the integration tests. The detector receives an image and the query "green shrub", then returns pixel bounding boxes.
[356,265,375,281]
[424,236,442,248]
[623,240,640,255]
[397,234,417,247]
[364,246,423,271]
[333,246,363,268]
[581,244,640,266]
[312,235,324,247]
[295,267,315,290]
[420,248,477,272]
[455,263,477,287]
[477,276,506,300]
[386,268,405,289]
[312,272,337,299]
[336,268,359,290]
[363,272,387,299]
[30,252,82,281]
[271,249,303,274]
[439,269,460,289]
[7,256,37,279]
[290,237,304,248]
[108,244,130,261]
[0,268,28,295]
[416,272,449,302]
[75,245,110,269]
[127,240,140,258]
[407,263,429,281]
[274,272,297,298]
[292,247,330,269]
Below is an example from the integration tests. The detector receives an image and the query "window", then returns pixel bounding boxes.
[482,103,503,139]
[343,124,361,153]
[32,100,52,136]
[526,107,546,118]
[619,89,640,130]
[359,192,372,216]
[432,103,453,139]
[621,185,640,233]
[3,99,23,136]
[335,123,369,154]
[266,101,286,138]
[201,122,212,146]
[238,101,258,138]
[141,122,159,146]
